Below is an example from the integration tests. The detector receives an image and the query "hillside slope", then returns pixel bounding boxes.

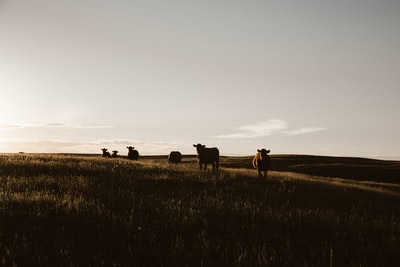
[220,154,400,184]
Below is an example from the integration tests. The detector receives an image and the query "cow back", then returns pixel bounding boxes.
[198,147,219,163]
[128,150,139,160]
[168,151,182,163]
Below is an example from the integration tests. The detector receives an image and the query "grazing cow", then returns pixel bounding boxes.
[127,146,139,160]
[193,143,219,170]
[252,148,271,178]
[101,148,111,157]
[168,151,182,164]
[112,150,119,158]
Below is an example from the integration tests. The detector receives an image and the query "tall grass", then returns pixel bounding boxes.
[0,154,399,266]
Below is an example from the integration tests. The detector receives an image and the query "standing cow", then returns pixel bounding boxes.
[168,151,182,164]
[252,148,271,178]
[127,146,139,160]
[193,143,219,170]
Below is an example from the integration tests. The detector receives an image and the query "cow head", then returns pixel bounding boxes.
[257,148,270,159]
[193,143,206,153]
[101,148,108,153]
[127,146,135,151]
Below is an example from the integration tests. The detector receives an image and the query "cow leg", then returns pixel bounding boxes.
[204,163,208,170]
[258,170,262,178]
[211,162,215,170]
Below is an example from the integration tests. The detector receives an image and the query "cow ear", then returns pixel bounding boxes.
[257,149,261,152]
[267,150,271,153]
[202,145,205,148]
[193,144,196,147]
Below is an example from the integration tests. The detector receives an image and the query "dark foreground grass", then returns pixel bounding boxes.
[0,154,399,266]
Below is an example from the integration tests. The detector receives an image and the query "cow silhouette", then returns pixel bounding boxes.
[127,146,139,160]
[252,148,271,178]
[168,151,182,164]
[193,143,219,170]
[112,150,119,158]
[101,148,111,157]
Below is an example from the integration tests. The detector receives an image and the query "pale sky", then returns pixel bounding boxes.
[0,0,399,159]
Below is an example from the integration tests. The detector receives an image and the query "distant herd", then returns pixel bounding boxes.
[101,144,271,178]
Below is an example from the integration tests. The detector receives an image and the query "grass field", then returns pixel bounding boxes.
[0,153,399,266]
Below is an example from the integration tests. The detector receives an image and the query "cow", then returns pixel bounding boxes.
[168,151,182,164]
[127,146,139,160]
[193,143,219,170]
[101,148,111,157]
[252,148,271,178]
[112,150,119,158]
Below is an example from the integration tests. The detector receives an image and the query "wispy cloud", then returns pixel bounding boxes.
[216,119,287,138]
[0,123,113,129]
[0,124,22,129]
[283,127,327,136]
[216,119,326,139]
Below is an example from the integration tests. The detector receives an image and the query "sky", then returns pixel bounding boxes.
[0,0,399,159]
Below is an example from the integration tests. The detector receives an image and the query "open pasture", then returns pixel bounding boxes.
[0,153,399,266]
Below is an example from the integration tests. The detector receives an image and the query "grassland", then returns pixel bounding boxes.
[0,153,399,266]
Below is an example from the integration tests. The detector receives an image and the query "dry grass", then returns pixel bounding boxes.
[0,153,399,266]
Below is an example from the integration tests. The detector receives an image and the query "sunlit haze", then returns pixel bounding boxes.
[0,0,399,159]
